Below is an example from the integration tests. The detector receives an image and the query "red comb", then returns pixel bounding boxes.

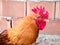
[32,6,49,19]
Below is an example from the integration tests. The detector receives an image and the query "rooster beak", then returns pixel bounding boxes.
[44,19,49,22]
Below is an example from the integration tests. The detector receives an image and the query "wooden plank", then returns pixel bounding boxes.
[2,1,25,17]
[55,2,60,19]
[27,2,55,20]
[0,19,9,33]
[0,0,2,16]
[40,20,60,35]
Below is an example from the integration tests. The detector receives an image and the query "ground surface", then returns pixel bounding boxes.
[36,34,60,45]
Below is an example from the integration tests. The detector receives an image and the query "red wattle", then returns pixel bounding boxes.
[35,19,46,30]
[39,21,46,30]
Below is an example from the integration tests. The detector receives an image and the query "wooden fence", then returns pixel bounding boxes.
[0,1,60,35]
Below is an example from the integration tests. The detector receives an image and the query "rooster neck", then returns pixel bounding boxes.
[7,15,39,44]
[16,15,39,31]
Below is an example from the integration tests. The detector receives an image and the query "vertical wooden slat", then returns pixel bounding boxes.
[0,0,2,16]
[55,2,60,19]
[2,1,25,17]
[27,2,38,15]
[27,2,55,20]
[0,19,8,33]
[0,1,11,33]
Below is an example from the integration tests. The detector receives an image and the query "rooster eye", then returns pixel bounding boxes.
[37,16,43,18]
[40,16,43,18]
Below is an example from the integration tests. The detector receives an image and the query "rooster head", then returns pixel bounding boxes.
[32,6,49,30]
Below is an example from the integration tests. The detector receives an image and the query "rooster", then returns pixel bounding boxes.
[0,6,49,45]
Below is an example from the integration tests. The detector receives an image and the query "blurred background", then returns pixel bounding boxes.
[0,0,60,45]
